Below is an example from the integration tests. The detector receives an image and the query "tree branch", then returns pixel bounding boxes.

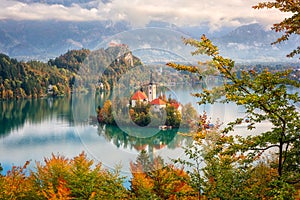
[249,144,280,151]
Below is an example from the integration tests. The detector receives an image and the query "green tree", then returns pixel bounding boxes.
[168,35,300,198]
[165,104,181,128]
[177,111,296,199]
[129,102,151,127]
[253,0,300,58]
[133,149,153,173]
[48,49,90,73]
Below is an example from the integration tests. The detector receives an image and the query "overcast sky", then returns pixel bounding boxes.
[0,0,291,30]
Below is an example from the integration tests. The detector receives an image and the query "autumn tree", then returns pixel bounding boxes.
[167,35,300,198]
[130,150,198,199]
[180,124,286,199]
[0,53,74,100]
[253,0,300,58]
[0,152,129,199]
[0,161,38,199]
[97,99,115,124]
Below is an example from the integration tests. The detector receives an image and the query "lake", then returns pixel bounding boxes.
[2,81,293,176]
[0,85,203,176]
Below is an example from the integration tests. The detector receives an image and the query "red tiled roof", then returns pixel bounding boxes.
[150,98,166,105]
[132,91,148,100]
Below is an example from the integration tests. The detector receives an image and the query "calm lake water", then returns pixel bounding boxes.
[1,83,294,175]
[0,86,201,175]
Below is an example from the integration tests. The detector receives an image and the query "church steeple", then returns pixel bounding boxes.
[150,71,153,84]
[148,71,156,102]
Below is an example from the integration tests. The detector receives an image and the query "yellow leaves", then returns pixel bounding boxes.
[130,170,155,194]
[42,179,72,200]
[166,62,198,73]
[130,161,155,197]
[130,154,198,199]
[201,34,208,41]
[253,2,274,9]
[181,35,219,57]
[194,130,207,142]
[71,151,94,171]
[0,161,33,199]
[237,99,246,105]
[152,165,196,199]
[0,152,130,199]
[98,99,114,124]
[168,36,237,88]
[89,191,96,199]
[253,0,300,12]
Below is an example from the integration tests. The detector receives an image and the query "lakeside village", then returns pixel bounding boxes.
[97,74,192,130]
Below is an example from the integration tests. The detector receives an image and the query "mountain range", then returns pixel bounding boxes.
[0,19,299,63]
[214,24,300,63]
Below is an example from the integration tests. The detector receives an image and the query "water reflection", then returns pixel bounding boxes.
[0,84,282,173]
[0,91,192,173]
[97,124,192,160]
[71,91,193,171]
[0,97,74,138]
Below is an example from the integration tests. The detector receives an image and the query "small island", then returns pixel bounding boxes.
[97,73,190,129]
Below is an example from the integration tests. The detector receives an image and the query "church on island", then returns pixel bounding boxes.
[130,74,182,113]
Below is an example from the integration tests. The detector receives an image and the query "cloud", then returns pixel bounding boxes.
[0,1,105,21]
[0,0,292,30]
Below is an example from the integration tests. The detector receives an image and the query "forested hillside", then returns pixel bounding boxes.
[0,53,73,99]
[0,47,141,100]
[48,49,91,73]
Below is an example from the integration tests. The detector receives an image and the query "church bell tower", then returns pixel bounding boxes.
[148,72,156,102]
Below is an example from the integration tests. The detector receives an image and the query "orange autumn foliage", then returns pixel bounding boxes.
[130,156,198,199]
[0,152,129,199]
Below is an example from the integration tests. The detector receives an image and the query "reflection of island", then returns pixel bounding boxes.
[97,124,192,160]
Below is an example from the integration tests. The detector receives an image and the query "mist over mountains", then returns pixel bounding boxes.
[0,19,299,63]
[0,20,130,61]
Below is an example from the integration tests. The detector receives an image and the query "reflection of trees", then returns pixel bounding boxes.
[97,124,192,153]
[0,96,74,137]
[72,93,98,123]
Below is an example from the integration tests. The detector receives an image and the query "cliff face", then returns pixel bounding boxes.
[95,47,141,91]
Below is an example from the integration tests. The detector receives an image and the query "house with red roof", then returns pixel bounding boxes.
[131,90,148,107]
[150,98,166,112]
